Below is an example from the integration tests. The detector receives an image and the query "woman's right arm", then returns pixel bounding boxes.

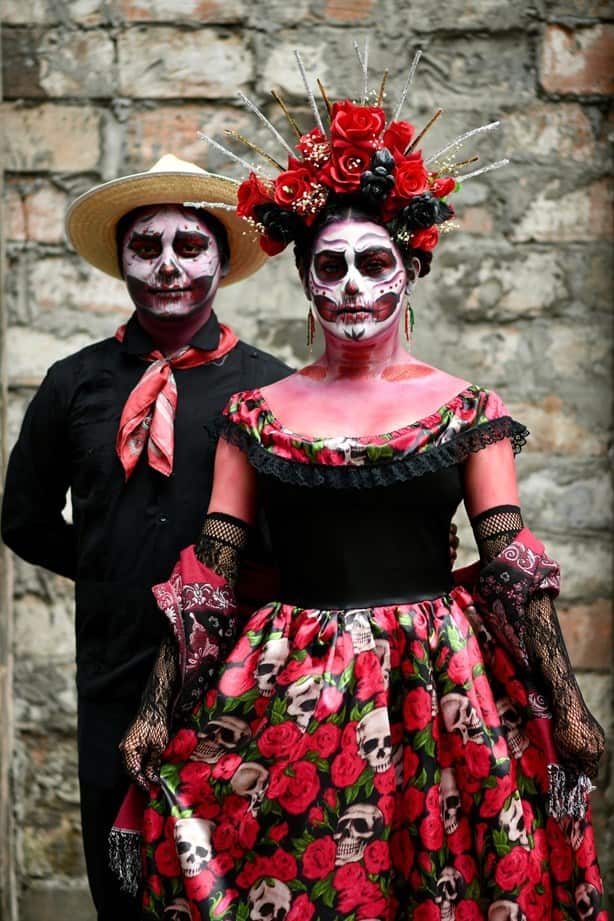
[120,439,258,791]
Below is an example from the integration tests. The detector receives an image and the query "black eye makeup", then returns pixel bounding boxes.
[128,233,162,260]
[314,251,348,281]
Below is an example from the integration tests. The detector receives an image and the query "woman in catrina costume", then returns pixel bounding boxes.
[115,45,606,921]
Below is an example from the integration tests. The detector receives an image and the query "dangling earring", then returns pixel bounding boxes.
[404,299,415,342]
[306,304,316,350]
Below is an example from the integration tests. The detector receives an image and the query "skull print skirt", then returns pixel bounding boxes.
[141,585,605,921]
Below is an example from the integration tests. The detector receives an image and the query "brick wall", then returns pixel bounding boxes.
[1,2,612,918]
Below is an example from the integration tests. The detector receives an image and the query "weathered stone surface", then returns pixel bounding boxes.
[118,28,253,98]
[117,0,246,22]
[560,599,612,670]
[508,396,608,457]
[538,0,613,15]
[541,24,614,96]
[503,103,599,164]
[6,328,105,384]
[2,28,115,99]
[511,177,614,243]
[124,104,251,172]
[519,462,612,532]
[541,534,612,600]
[387,0,529,31]
[20,886,95,921]
[2,0,109,25]
[14,660,77,732]
[2,104,103,172]
[4,179,68,244]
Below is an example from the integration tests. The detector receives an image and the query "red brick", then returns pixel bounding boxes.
[541,24,614,96]
[4,181,26,241]
[323,0,374,22]
[2,104,102,172]
[560,599,612,670]
[125,105,251,172]
[117,0,245,21]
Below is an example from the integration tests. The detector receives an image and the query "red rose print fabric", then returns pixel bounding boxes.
[139,388,604,920]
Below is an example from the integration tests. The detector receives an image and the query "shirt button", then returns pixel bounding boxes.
[158,514,168,524]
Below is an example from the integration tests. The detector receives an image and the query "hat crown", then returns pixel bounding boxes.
[149,153,206,176]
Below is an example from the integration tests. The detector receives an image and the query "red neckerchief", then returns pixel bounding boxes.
[115,321,238,480]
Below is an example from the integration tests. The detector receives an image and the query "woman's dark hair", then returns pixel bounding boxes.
[293,194,432,281]
[115,204,230,277]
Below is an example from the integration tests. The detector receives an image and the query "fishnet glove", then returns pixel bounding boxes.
[119,636,177,793]
[472,505,605,780]
[526,592,605,779]
[195,512,249,586]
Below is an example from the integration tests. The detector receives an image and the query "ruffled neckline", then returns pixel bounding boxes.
[218,384,529,489]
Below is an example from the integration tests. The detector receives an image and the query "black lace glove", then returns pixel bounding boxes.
[472,505,605,780]
[195,511,250,586]
[119,636,177,793]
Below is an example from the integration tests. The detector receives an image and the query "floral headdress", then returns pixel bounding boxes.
[199,45,509,260]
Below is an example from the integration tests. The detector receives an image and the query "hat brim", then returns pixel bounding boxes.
[65,170,267,286]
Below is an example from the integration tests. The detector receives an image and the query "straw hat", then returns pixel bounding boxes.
[65,153,267,286]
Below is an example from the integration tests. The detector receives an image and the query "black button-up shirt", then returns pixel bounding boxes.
[2,312,290,780]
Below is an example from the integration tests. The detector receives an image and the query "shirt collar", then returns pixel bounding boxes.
[120,311,222,356]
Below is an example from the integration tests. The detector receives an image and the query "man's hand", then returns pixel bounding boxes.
[449,522,459,564]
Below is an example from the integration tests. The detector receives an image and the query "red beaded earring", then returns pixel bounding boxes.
[306,305,316,349]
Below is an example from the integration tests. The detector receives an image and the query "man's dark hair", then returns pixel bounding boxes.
[116,204,230,277]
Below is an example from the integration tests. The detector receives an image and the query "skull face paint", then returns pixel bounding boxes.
[122,205,222,320]
[308,219,407,342]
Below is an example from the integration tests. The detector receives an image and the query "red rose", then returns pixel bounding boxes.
[324,787,338,809]
[495,845,530,892]
[237,171,274,219]
[550,842,573,882]
[238,812,259,850]
[337,880,383,913]
[576,823,598,869]
[413,900,440,921]
[410,226,439,251]
[384,120,415,157]
[218,649,259,695]
[374,767,397,794]
[321,146,372,193]
[333,861,367,895]
[186,868,214,902]
[212,753,242,780]
[456,900,482,921]
[209,852,234,877]
[149,875,163,896]
[212,819,240,857]
[479,773,513,817]
[307,723,341,758]
[354,650,383,700]
[274,165,316,208]
[315,684,344,719]
[163,728,197,763]
[364,840,391,874]
[278,760,320,814]
[391,828,415,875]
[420,813,444,850]
[342,721,359,752]
[431,176,455,198]
[302,835,336,879]
[257,721,303,759]
[288,893,316,921]
[447,650,470,687]
[330,100,385,147]
[274,849,299,882]
[448,818,472,855]
[378,794,395,823]
[463,740,492,779]
[260,235,287,257]
[403,784,425,822]
[154,839,181,877]
[331,748,365,787]
[454,852,477,883]
[395,153,428,198]
[296,127,331,166]
[269,821,289,843]
[143,807,165,843]
[403,687,432,731]
[308,805,325,825]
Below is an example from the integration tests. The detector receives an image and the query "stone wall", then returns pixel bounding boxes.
[1,1,612,918]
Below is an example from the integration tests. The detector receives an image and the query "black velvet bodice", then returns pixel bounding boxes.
[260,465,463,609]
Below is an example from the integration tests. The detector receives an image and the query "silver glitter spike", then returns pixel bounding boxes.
[455,158,510,182]
[353,37,369,103]
[392,49,422,123]
[236,91,296,159]
[198,132,270,177]
[183,201,237,211]
[294,49,325,134]
[426,121,501,165]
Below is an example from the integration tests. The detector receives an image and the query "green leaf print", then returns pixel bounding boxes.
[412,767,428,789]
[235,901,250,921]
[366,443,394,462]
[492,828,511,856]
[446,622,466,653]
[271,696,288,724]
[160,763,181,792]
[288,879,308,894]
[293,830,316,857]
[518,773,537,796]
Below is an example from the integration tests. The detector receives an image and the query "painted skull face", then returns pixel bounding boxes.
[121,204,222,320]
[308,218,407,342]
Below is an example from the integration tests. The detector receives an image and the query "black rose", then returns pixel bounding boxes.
[400,193,439,230]
[254,203,303,243]
[433,199,454,224]
[359,147,396,205]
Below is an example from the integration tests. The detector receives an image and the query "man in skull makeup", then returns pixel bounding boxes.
[0,155,292,920]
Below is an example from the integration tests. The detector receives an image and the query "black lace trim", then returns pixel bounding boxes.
[215,416,529,489]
